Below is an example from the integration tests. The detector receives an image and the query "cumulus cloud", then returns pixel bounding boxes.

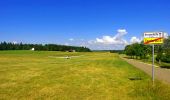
[85,29,128,50]
[130,36,141,44]
[93,29,128,45]
[116,29,127,38]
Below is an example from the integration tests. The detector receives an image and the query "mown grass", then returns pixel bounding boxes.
[0,51,170,100]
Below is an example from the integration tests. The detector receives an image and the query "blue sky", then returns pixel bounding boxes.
[0,0,170,50]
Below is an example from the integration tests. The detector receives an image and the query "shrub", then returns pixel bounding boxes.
[161,54,170,63]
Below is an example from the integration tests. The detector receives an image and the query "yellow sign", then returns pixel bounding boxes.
[144,32,164,44]
[144,38,163,44]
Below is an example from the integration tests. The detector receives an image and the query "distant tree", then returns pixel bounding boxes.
[163,36,170,54]
[125,36,170,63]
[125,42,152,59]
[156,45,163,63]
[0,42,91,52]
[125,45,135,58]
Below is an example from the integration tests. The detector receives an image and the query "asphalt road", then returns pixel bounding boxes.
[121,57,170,84]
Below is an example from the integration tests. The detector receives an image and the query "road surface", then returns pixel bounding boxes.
[121,56,170,84]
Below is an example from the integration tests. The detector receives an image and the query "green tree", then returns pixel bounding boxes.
[161,36,170,63]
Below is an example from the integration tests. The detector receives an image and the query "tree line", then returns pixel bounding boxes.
[110,50,124,54]
[124,36,170,63]
[0,42,91,52]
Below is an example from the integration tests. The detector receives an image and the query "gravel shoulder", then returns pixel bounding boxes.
[121,56,170,84]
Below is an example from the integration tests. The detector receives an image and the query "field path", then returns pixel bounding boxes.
[121,56,170,84]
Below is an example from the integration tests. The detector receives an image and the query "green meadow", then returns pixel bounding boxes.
[0,51,170,100]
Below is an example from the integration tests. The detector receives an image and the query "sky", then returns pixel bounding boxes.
[0,0,170,50]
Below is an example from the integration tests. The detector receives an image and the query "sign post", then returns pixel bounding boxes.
[152,44,154,84]
[144,32,164,85]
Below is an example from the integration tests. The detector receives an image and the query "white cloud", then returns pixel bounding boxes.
[116,29,127,37]
[130,36,141,44]
[93,29,128,45]
[85,29,128,50]
[69,38,74,41]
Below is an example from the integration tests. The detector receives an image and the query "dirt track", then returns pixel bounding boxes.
[121,57,170,84]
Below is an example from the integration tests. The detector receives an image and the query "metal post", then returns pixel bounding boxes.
[152,44,155,85]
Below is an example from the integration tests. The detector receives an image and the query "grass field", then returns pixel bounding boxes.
[0,51,170,100]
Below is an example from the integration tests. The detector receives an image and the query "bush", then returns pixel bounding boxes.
[161,54,170,63]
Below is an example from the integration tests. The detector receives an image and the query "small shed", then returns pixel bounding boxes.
[69,50,76,52]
